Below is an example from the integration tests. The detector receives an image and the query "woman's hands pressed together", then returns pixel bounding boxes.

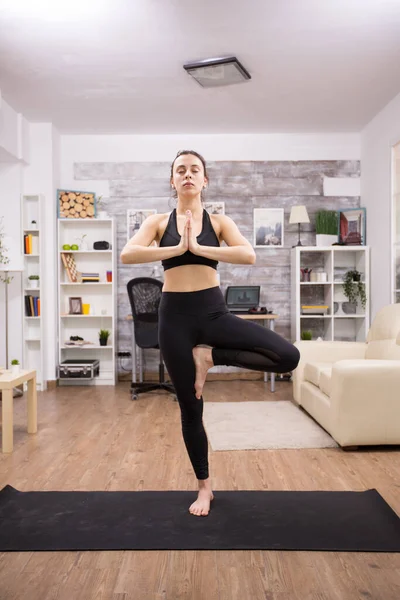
[177,210,200,256]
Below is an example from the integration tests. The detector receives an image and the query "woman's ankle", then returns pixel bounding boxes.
[198,477,212,490]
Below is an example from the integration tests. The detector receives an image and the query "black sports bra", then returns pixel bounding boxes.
[159,209,220,271]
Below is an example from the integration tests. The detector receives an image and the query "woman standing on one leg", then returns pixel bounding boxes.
[121,150,300,517]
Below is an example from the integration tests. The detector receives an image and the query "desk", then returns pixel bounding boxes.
[0,369,37,453]
[127,313,279,392]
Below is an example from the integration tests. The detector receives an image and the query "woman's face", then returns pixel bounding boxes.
[171,154,207,197]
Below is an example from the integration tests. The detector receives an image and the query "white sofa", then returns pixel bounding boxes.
[292,304,400,447]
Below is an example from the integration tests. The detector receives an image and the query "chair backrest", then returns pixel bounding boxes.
[127,277,163,349]
[365,304,400,360]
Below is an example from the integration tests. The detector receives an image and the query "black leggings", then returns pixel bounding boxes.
[158,286,300,480]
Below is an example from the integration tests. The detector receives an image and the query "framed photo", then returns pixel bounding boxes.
[57,189,96,219]
[127,209,157,242]
[254,208,284,247]
[203,201,225,215]
[69,297,83,315]
[338,208,366,245]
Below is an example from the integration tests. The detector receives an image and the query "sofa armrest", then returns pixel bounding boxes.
[292,341,366,404]
[330,359,400,445]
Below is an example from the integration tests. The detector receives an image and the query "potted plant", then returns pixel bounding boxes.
[301,330,313,340]
[99,329,110,346]
[0,216,12,284]
[11,359,20,375]
[315,210,338,246]
[76,233,89,251]
[342,269,367,309]
[96,196,108,220]
[28,274,40,289]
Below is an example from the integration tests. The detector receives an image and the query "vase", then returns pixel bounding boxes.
[316,234,338,247]
[99,339,108,346]
[29,280,39,289]
[11,365,20,375]
[97,211,108,220]
[335,301,345,315]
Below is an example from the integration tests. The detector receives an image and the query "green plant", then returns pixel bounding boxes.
[99,329,110,341]
[342,269,367,309]
[315,210,338,235]
[28,274,39,280]
[11,359,19,365]
[97,195,106,209]
[301,330,313,340]
[0,216,12,284]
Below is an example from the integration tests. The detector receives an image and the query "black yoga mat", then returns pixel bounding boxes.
[1,485,400,552]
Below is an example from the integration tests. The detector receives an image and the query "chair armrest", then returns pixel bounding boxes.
[330,360,400,444]
[292,341,366,404]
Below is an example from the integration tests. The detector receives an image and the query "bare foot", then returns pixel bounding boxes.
[189,488,214,517]
[192,346,214,399]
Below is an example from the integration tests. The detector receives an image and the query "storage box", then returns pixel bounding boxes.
[58,359,100,380]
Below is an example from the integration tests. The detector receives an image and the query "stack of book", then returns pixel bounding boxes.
[25,295,41,316]
[24,234,39,254]
[79,272,100,283]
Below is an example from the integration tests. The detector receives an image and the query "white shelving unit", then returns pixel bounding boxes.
[21,194,46,390]
[291,246,370,343]
[57,218,117,385]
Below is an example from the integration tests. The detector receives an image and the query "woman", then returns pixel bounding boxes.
[121,150,300,517]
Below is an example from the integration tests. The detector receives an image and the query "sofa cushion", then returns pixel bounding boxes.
[303,362,332,388]
[319,369,332,397]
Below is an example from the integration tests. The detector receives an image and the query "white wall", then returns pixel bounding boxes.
[361,90,400,317]
[0,162,24,367]
[61,133,360,187]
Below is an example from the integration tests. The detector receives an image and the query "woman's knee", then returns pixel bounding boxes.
[284,344,300,371]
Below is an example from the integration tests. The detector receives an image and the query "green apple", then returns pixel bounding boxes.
[71,244,79,250]
[62,244,71,250]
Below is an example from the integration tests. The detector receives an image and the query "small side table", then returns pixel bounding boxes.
[0,369,37,453]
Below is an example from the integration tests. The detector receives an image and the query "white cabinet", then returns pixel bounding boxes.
[291,246,370,343]
[21,194,46,391]
[57,218,117,385]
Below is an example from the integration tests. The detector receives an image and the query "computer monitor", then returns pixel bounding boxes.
[225,285,260,312]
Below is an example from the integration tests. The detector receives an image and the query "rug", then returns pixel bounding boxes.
[1,485,400,551]
[203,401,339,450]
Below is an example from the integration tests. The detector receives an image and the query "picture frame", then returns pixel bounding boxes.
[337,208,366,245]
[254,208,284,247]
[69,297,83,315]
[127,209,157,242]
[203,201,225,215]
[57,189,96,219]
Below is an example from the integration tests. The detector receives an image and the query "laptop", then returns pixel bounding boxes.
[225,285,260,313]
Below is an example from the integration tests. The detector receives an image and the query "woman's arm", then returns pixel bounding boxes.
[120,214,187,264]
[191,214,256,265]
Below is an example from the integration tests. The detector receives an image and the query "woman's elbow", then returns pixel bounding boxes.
[248,249,256,265]
[120,248,133,264]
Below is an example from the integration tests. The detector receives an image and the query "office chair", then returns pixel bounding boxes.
[127,277,176,401]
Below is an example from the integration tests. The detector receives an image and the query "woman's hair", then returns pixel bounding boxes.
[169,149,209,204]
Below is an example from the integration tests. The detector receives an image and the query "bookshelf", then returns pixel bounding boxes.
[57,218,117,385]
[21,194,46,390]
[291,246,370,343]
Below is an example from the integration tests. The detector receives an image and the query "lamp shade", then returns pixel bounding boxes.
[289,205,310,224]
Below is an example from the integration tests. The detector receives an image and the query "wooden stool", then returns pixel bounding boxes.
[0,369,37,453]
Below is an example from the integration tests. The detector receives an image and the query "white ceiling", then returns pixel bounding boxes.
[1,0,400,134]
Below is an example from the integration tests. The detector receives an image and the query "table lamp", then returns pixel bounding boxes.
[289,205,310,247]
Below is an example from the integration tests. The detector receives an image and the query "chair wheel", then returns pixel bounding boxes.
[132,394,138,400]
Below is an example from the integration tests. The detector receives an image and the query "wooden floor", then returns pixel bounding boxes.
[0,380,400,600]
